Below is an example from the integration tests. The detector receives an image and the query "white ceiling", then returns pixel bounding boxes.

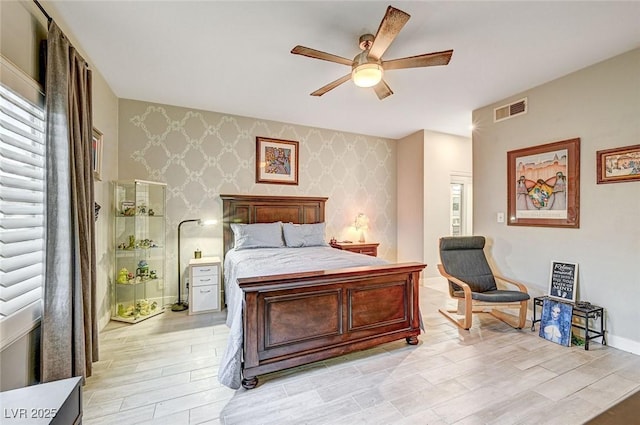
[47,1,640,139]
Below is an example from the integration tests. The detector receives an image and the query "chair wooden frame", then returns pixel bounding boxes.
[437,264,529,330]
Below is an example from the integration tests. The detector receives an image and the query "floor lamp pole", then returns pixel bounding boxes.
[171,219,200,312]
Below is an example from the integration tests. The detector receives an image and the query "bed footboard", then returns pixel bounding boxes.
[238,262,426,389]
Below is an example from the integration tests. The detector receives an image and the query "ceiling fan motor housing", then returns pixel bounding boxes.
[358,34,375,50]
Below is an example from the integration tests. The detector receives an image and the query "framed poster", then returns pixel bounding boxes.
[507,138,580,228]
[548,261,578,302]
[92,127,103,181]
[539,298,573,347]
[596,144,640,184]
[255,137,299,185]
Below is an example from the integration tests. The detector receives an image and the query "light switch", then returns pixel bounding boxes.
[497,212,505,223]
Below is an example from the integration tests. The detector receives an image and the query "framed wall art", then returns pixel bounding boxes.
[507,138,580,228]
[596,144,640,184]
[256,137,299,185]
[539,298,573,347]
[548,261,578,302]
[92,127,103,181]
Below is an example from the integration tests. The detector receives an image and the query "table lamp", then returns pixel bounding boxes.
[354,213,369,243]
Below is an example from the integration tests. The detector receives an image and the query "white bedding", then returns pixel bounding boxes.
[218,246,387,389]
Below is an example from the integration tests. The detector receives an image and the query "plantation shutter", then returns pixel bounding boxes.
[0,57,46,349]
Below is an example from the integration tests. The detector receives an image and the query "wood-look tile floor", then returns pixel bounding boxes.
[83,280,640,425]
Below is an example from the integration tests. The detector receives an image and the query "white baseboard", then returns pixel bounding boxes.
[605,334,640,355]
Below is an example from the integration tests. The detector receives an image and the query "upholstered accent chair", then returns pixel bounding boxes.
[437,236,530,330]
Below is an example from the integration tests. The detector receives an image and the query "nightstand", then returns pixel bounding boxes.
[330,242,379,257]
[188,257,221,314]
[0,376,82,424]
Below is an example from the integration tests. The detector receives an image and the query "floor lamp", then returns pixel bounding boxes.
[171,218,200,312]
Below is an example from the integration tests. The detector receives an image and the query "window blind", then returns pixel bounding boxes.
[0,71,45,349]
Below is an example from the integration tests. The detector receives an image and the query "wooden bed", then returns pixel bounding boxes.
[221,194,426,389]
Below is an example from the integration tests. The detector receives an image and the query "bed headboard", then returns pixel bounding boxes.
[220,194,328,257]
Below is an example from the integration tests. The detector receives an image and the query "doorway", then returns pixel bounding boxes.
[450,174,472,236]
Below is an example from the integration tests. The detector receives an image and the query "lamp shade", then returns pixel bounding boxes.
[352,51,383,88]
[354,213,369,243]
[352,63,383,87]
[354,213,369,230]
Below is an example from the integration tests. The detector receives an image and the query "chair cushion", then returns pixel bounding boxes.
[452,289,530,302]
[439,236,497,293]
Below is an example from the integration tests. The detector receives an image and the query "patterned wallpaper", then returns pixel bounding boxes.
[118,99,397,301]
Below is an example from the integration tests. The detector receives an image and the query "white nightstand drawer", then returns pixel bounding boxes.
[191,285,219,312]
[192,275,217,287]
[192,265,218,277]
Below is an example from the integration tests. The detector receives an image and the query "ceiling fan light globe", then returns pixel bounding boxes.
[352,63,383,88]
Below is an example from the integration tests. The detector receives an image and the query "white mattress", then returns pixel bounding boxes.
[218,246,387,389]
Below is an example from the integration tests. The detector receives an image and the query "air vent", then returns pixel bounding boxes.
[494,97,527,122]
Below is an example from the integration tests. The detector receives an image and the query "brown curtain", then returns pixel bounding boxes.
[41,21,98,382]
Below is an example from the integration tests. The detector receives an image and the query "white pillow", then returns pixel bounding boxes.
[231,222,284,250]
[283,222,328,247]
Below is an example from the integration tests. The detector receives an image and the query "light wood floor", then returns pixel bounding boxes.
[83,280,640,425]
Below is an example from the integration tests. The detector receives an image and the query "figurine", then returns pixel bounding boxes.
[132,299,158,316]
[117,268,129,284]
[123,205,136,216]
[148,209,155,216]
[136,260,150,279]
[150,270,157,280]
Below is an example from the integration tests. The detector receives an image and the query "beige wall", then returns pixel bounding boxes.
[91,67,119,332]
[397,131,425,263]
[0,1,46,81]
[1,0,119,390]
[118,99,397,304]
[473,48,640,353]
[397,130,472,277]
[423,130,473,278]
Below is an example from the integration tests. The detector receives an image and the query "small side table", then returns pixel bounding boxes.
[188,257,221,314]
[0,376,82,424]
[330,242,379,257]
[531,296,606,350]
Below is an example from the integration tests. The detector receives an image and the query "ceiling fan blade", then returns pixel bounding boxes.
[382,49,454,70]
[291,45,353,66]
[310,74,352,97]
[368,6,411,60]
[373,79,393,100]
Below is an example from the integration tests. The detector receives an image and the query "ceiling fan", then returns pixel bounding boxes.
[291,5,453,100]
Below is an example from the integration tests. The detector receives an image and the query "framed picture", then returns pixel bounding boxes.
[255,137,299,185]
[548,261,578,302]
[507,138,580,228]
[539,298,573,347]
[596,144,640,184]
[92,127,103,181]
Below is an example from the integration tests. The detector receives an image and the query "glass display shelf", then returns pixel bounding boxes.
[112,179,167,323]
